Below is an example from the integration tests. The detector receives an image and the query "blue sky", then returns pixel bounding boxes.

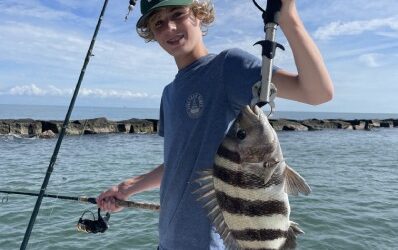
[0,0,398,113]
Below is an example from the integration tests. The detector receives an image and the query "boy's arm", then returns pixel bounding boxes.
[96,163,164,212]
[272,0,334,105]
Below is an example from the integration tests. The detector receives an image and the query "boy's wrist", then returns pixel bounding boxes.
[279,11,303,34]
[118,179,137,196]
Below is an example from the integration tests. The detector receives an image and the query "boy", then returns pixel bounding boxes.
[97,0,333,249]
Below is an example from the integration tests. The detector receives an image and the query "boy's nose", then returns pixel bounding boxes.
[166,20,177,31]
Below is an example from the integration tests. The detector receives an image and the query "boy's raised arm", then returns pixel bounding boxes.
[272,0,334,105]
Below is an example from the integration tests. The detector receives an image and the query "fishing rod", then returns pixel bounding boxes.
[125,0,138,20]
[1,189,159,235]
[0,190,160,211]
[20,1,110,249]
[252,0,285,111]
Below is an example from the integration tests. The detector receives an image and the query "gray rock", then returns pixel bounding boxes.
[348,120,366,130]
[67,121,85,135]
[9,119,42,136]
[1,116,396,136]
[301,119,340,130]
[0,121,9,134]
[270,119,308,131]
[146,119,159,133]
[328,120,353,130]
[120,118,154,133]
[39,130,56,139]
[76,117,118,134]
[41,120,60,134]
[365,119,381,130]
[380,120,394,128]
[116,123,128,133]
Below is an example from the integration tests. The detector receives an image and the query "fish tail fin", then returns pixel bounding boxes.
[281,221,304,250]
[284,165,311,196]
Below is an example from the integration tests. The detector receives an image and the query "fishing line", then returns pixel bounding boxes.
[252,0,265,12]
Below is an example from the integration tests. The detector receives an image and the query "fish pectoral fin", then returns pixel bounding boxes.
[262,160,280,184]
[284,165,311,196]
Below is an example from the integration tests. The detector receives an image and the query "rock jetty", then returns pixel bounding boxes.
[0,117,157,138]
[0,117,397,138]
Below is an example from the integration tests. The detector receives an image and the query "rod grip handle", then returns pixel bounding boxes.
[264,0,282,24]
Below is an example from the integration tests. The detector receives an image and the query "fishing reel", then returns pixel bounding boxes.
[76,208,110,234]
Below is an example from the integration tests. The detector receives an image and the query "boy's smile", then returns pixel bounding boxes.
[167,33,184,45]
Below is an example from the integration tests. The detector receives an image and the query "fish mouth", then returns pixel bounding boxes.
[243,105,262,120]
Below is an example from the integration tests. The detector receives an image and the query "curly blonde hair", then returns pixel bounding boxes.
[137,0,215,42]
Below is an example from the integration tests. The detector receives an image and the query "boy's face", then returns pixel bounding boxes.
[148,6,203,58]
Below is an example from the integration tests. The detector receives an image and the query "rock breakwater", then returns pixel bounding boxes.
[0,117,157,138]
[0,117,397,138]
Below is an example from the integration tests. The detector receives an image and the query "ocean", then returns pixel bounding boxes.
[1,104,398,121]
[0,104,397,249]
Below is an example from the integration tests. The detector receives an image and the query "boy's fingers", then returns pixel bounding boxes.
[104,197,119,212]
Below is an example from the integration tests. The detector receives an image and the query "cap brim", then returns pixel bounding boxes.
[136,0,193,29]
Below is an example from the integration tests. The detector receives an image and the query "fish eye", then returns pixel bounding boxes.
[236,129,246,140]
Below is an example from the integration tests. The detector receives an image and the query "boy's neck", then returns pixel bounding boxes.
[174,45,209,70]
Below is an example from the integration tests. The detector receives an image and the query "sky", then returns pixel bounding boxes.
[0,0,398,113]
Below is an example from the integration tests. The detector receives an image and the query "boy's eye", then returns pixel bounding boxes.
[172,11,183,19]
[154,20,163,29]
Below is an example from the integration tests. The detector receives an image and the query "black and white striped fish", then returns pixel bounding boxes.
[195,105,311,250]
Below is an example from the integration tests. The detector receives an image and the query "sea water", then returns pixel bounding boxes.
[0,105,397,249]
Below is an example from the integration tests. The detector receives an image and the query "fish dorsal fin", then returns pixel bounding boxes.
[284,165,311,196]
[193,170,240,250]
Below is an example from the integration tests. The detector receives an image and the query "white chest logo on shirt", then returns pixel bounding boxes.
[185,93,204,119]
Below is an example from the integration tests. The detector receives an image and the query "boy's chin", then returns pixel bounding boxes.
[167,46,189,57]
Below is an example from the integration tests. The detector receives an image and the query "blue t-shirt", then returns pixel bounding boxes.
[158,48,270,249]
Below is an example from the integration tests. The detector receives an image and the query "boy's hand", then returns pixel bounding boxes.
[96,183,130,212]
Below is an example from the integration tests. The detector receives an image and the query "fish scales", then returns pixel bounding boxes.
[194,105,311,250]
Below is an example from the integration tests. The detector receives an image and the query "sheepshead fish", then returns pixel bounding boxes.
[195,105,311,250]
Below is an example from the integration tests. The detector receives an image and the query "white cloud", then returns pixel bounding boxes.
[0,84,157,99]
[8,84,46,96]
[79,88,152,99]
[358,53,382,68]
[314,17,398,40]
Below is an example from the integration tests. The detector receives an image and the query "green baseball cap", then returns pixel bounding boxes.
[136,0,193,28]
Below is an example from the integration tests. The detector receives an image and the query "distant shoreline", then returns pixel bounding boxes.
[1,117,397,138]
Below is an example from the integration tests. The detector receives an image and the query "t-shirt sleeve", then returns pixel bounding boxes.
[223,48,262,116]
[223,48,279,116]
[158,89,165,137]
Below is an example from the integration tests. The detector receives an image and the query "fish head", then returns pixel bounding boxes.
[227,105,278,163]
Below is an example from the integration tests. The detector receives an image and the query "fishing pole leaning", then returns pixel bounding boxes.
[20,1,109,249]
